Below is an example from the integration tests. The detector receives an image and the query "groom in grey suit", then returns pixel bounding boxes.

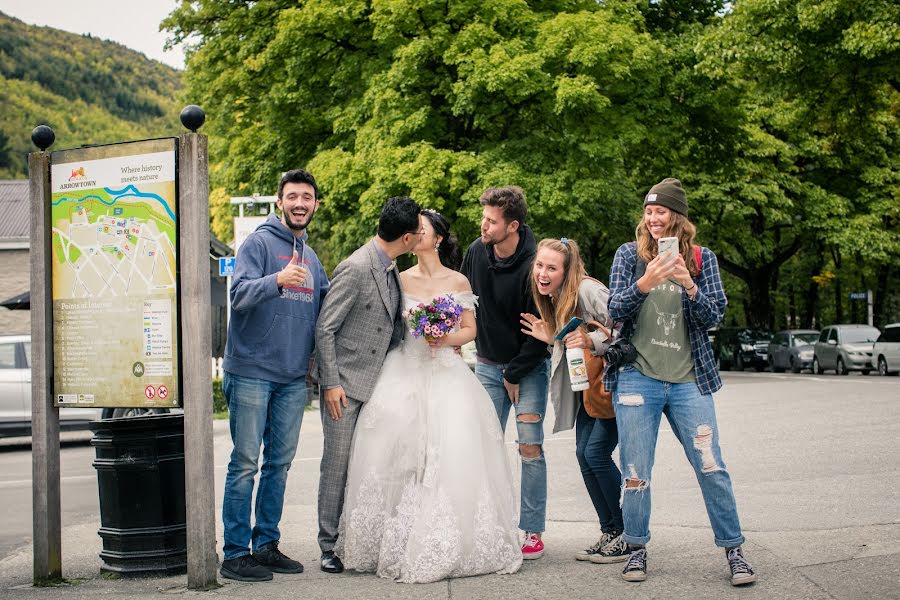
[315,196,423,573]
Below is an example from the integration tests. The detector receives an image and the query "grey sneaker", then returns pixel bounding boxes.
[621,547,647,582]
[590,533,629,564]
[727,547,757,586]
[253,541,304,574]
[220,554,273,582]
[575,532,614,561]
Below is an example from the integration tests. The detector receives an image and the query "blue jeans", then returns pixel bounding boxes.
[222,372,307,560]
[475,358,550,534]
[574,404,624,534]
[614,366,745,548]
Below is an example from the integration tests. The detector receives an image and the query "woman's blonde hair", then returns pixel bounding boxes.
[636,210,700,276]
[531,238,586,336]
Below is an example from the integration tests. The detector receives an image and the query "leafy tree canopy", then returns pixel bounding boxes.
[166,0,900,326]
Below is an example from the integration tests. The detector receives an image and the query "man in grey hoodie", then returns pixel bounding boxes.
[220,169,330,582]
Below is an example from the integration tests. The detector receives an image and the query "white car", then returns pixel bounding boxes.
[0,335,104,437]
[871,323,900,376]
[0,335,166,439]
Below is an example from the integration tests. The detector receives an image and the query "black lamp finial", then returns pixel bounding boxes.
[31,125,55,151]
[180,105,206,132]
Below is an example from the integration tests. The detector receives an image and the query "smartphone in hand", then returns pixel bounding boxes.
[555,316,584,341]
[658,236,679,262]
[658,236,681,287]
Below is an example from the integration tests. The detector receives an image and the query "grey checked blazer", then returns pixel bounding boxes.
[315,240,402,402]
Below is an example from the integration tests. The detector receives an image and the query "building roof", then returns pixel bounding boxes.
[0,179,232,255]
[0,180,29,242]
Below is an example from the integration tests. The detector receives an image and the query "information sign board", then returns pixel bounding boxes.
[50,138,179,408]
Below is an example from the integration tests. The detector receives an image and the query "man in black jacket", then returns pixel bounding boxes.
[461,185,551,560]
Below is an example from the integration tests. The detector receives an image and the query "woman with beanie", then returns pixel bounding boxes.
[519,238,628,565]
[605,178,757,586]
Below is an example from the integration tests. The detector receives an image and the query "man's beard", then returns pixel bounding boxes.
[284,210,315,231]
[481,231,506,247]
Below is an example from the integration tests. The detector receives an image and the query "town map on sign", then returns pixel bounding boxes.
[51,184,176,298]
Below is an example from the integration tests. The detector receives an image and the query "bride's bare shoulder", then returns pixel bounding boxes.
[449,270,473,293]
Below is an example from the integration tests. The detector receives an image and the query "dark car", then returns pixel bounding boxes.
[767,329,820,373]
[714,328,773,372]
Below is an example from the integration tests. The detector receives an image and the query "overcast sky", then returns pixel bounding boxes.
[0,0,185,69]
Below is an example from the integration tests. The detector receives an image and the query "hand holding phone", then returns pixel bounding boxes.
[657,236,682,286]
[555,316,584,341]
[658,236,679,263]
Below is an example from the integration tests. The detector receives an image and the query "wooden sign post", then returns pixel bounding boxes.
[29,125,61,586]
[177,106,219,589]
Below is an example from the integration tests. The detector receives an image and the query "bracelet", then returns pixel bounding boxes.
[685,281,696,291]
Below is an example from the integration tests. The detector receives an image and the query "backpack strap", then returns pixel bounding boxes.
[694,245,702,270]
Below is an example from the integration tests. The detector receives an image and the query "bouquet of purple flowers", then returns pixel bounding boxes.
[407,295,463,352]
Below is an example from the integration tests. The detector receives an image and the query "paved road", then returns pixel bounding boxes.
[0,371,898,599]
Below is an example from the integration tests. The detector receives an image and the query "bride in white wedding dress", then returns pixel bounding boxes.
[335,209,522,583]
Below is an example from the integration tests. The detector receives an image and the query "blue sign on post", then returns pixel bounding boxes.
[848,292,867,300]
[219,257,236,277]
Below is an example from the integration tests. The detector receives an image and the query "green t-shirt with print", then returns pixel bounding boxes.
[632,281,695,383]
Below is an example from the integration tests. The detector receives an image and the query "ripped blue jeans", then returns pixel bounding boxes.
[614,365,745,548]
[475,358,550,534]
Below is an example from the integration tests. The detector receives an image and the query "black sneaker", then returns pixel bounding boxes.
[220,554,273,582]
[590,533,629,564]
[622,547,647,582]
[253,541,304,574]
[574,532,613,561]
[726,547,757,586]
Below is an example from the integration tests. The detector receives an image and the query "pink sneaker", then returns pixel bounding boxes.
[522,533,544,560]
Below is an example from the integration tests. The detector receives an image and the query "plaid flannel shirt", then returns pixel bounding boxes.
[603,241,727,395]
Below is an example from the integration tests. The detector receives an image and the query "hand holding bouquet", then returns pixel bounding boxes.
[407,295,464,357]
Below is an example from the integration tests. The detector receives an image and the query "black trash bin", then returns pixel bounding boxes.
[90,413,187,575]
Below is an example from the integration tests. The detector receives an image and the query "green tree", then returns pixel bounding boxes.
[687,0,900,327]
[165,0,900,329]
[165,0,670,272]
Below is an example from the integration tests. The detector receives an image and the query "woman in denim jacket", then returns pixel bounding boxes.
[606,178,756,587]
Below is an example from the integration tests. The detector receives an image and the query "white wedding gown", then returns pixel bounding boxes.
[335,292,522,583]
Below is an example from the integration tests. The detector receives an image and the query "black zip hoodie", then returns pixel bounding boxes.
[460,224,549,383]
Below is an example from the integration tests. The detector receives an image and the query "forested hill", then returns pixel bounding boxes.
[0,11,182,178]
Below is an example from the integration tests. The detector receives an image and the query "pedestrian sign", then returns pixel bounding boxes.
[219,257,236,277]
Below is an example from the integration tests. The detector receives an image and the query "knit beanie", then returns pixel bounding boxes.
[644,178,688,216]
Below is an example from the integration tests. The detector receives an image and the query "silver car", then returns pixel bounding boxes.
[767,329,819,373]
[871,323,900,376]
[0,335,103,438]
[812,325,880,376]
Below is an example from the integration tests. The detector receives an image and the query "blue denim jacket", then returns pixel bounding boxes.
[603,242,727,395]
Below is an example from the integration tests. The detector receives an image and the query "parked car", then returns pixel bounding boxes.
[0,335,166,439]
[812,325,880,375]
[767,329,820,373]
[714,328,773,371]
[871,322,900,376]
